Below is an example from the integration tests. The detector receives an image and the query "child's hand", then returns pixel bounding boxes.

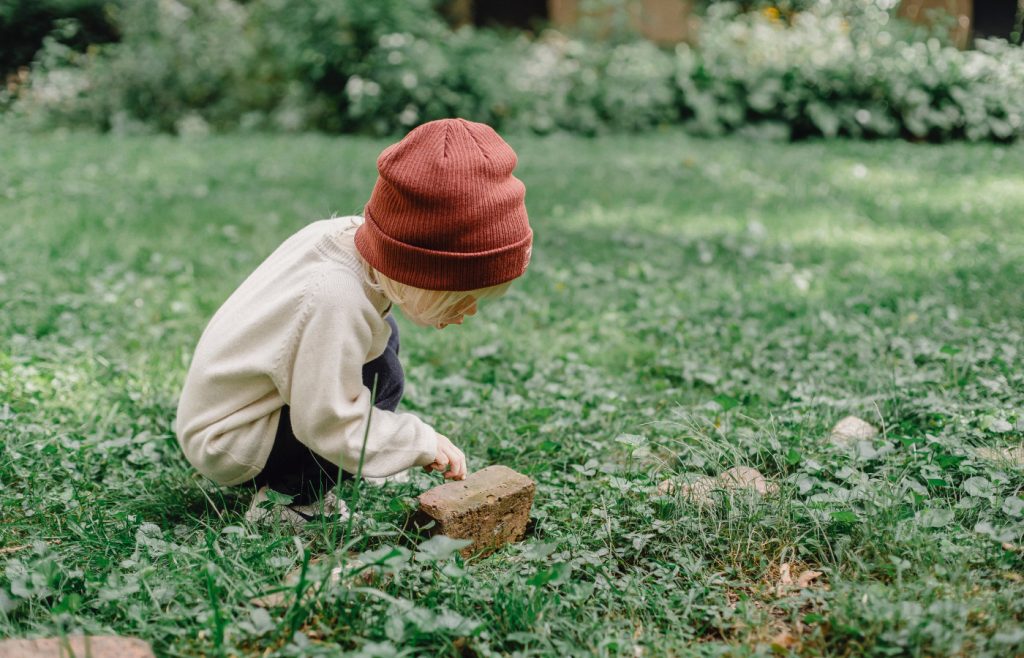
[425,434,467,480]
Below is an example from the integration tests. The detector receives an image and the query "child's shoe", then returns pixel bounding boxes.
[364,468,411,486]
[245,486,350,528]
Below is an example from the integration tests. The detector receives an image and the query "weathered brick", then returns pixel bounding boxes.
[417,465,535,558]
[0,636,155,658]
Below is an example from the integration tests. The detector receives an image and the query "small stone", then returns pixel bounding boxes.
[719,466,779,495]
[657,475,716,505]
[830,416,878,446]
[0,636,154,658]
[417,465,536,558]
[657,467,776,506]
[976,445,1024,465]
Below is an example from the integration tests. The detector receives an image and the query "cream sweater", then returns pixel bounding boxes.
[175,217,438,486]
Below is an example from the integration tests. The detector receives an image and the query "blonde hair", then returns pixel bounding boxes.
[338,217,513,327]
[375,274,511,327]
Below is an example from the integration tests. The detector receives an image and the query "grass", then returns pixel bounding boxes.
[1,130,1023,657]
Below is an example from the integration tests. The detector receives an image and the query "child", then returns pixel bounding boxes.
[175,118,533,525]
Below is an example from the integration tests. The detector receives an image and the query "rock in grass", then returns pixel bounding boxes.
[719,466,779,495]
[0,636,154,658]
[829,416,878,446]
[417,465,536,558]
[976,445,1024,466]
[657,466,777,506]
[656,475,717,504]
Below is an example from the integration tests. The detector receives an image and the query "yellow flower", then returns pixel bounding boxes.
[762,6,781,22]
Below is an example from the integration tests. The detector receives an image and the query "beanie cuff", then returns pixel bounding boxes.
[355,208,533,292]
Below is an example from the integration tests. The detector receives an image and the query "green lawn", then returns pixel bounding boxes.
[1,131,1023,657]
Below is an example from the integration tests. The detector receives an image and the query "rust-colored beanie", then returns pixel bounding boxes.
[355,118,532,292]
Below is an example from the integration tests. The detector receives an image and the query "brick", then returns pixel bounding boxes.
[417,465,535,558]
[0,636,154,658]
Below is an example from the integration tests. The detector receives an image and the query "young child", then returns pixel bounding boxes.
[175,118,532,525]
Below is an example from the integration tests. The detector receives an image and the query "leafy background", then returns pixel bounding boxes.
[2,0,1024,141]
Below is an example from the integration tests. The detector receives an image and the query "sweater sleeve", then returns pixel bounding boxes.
[277,271,438,478]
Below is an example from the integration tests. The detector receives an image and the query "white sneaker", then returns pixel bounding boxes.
[245,486,350,528]
[364,468,411,486]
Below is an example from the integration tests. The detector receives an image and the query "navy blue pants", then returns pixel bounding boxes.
[252,315,404,503]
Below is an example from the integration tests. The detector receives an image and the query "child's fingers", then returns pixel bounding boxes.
[447,452,466,480]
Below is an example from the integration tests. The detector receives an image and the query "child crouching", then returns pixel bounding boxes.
[174,118,532,525]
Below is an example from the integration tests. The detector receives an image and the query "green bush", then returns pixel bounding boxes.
[247,0,452,132]
[0,0,119,76]
[4,0,1022,141]
[676,3,1024,141]
[489,34,605,135]
[599,40,678,130]
[336,29,678,136]
[7,0,271,133]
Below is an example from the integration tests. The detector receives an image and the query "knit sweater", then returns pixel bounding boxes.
[175,216,438,486]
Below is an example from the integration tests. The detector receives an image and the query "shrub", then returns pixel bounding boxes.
[7,0,453,134]
[333,27,678,137]
[676,3,1024,141]
[598,40,678,130]
[471,33,676,135]
[0,0,119,77]
[7,0,271,133]
[499,34,605,135]
[247,0,453,132]
[5,0,1021,141]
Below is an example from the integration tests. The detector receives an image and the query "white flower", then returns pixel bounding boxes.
[345,75,365,97]
[379,33,409,49]
[399,105,419,125]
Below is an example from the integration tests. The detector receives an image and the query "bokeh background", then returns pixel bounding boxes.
[2,0,1022,141]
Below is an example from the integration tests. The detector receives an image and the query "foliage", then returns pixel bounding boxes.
[246,0,453,133]
[3,0,1023,141]
[0,0,119,77]
[1,131,1023,655]
[5,0,273,134]
[3,0,682,137]
[677,3,1024,141]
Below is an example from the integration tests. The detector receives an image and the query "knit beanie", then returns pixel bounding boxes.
[355,118,532,292]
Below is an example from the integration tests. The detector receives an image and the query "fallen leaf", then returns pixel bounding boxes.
[770,630,797,650]
[796,570,823,588]
[776,562,825,595]
[778,562,794,587]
